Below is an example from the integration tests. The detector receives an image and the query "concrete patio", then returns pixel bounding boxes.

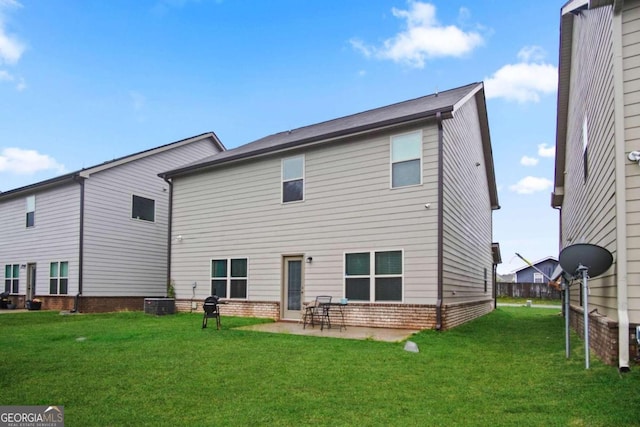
[235,321,420,342]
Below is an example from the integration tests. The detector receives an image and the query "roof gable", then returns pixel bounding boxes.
[0,132,224,200]
[161,83,485,178]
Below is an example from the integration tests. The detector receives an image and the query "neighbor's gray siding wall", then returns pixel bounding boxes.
[82,139,220,296]
[561,5,617,319]
[442,97,493,303]
[171,124,440,305]
[0,182,81,296]
[623,0,640,324]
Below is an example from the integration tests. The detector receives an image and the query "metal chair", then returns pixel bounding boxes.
[202,295,221,329]
[303,295,332,330]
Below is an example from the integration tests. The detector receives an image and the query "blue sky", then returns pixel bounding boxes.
[0,0,562,274]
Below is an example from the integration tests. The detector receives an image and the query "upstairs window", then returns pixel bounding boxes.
[50,261,69,295]
[282,155,304,203]
[211,258,248,299]
[26,195,35,228]
[4,264,19,293]
[132,195,155,222]
[391,131,422,188]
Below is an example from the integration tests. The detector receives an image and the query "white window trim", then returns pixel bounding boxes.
[533,272,544,284]
[49,261,69,295]
[210,257,249,300]
[4,264,19,294]
[281,155,305,204]
[130,194,156,223]
[390,130,423,189]
[343,249,404,302]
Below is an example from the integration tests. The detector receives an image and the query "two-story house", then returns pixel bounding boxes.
[552,0,640,369]
[1,133,224,312]
[160,82,500,330]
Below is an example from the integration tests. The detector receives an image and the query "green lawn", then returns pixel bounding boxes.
[497,296,562,306]
[1,308,638,426]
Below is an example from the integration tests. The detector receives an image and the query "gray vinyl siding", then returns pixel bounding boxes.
[82,139,220,296]
[171,125,440,304]
[0,182,81,296]
[561,5,618,318]
[442,97,493,302]
[623,0,640,324]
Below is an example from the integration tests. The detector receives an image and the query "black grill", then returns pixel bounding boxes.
[202,295,221,329]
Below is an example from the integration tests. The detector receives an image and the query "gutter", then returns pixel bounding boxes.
[612,3,630,372]
[163,177,174,288]
[72,175,86,312]
[436,111,444,330]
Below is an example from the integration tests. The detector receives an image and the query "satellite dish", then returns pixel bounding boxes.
[559,243,613,278]
[558,243,613,370]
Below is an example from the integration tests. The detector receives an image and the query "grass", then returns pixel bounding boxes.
[497,296,562,306]
[1,308,638,426]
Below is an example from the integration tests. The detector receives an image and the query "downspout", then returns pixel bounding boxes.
[436,111,444,330]
[163,177,174,288]
[72,176,85,313]
[612,2,630,371]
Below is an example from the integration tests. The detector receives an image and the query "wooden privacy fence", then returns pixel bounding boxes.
[496,282,561,300]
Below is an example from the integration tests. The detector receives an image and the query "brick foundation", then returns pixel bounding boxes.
[177,298,493,330]
[19,295,151,313]
[442,299,495,329]
[569,305,619,366]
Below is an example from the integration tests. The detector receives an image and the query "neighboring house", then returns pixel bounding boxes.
[497,273,515,283]
[0,133,224,312]
[160,82,501,330]
[552,0,640,369]
[512,257,558,283]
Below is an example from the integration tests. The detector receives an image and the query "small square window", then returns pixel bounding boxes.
[132,195,155,222]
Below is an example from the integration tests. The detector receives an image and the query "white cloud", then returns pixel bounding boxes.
[0,68,24,90]
[0,147,66,175]
[517,45,546,63]
[350,1,484,68]
[520,156,538,166]
[0,0,25,66]
[509,176,553,194]
[538,143,555,158]
[484,46,557,103]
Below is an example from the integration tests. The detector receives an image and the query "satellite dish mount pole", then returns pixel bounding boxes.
[577,264,590,369]
[564,276,570,359]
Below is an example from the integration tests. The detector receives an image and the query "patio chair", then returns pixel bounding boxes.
[202,295,221,330]
[303,295,332,330]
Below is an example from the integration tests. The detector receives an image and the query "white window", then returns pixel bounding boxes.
[4,264,19,293]
[533,272,544,283]
[345,250,403,302]
[211,258,248,299]
[132,195,155,222]
[391,131,422,188]
[50,261,69,294]
[282,155,304,203]
[26,195,35,228]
